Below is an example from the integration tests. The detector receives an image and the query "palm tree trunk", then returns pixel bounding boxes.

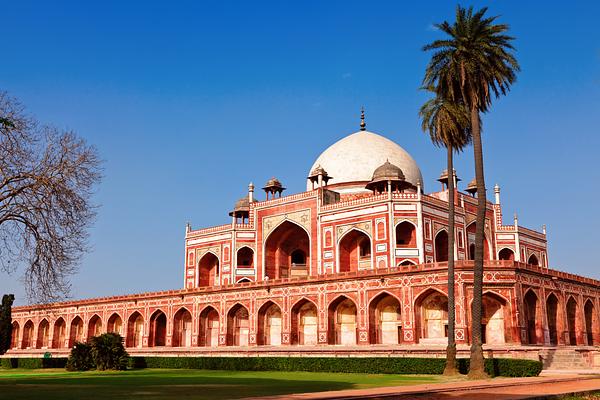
[468,103,488,379]
[444,145,458,376]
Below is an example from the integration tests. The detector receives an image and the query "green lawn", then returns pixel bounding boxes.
[0,368,450,399]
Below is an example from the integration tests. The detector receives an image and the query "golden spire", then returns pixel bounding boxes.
[360,107,366,131]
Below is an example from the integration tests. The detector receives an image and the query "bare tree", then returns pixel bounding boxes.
[0,91,102,303]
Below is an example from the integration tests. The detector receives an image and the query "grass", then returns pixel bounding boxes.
[0,368,451,400]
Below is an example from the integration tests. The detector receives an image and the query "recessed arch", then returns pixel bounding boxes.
[236,246,254,268]
[466,222,491,260]
[327,295,357,345]
[87,314,102,339]
[52,318,66,349]
[21,320,34,349]
[173,307,193,347]
[10,321,20,349]
[126,311,144,348]
[523,289,541,345]
[528,254,539,266]
[198,252,220,287]
[36,319,50,349]
[368,292,402,344]
[199,305,220,347]
[338,228,372,273]
[584,299,596,346]
[263,220,310,279]
[236,278,252,283]
[566,296,579,345]
[395,220,417,248]
[414,288,448,344]
[290,298,318,345]
[69,316,84,347]
[498,247,515,261]
[107,313,123,335]
[257,301,282,346]
[149,309,167,347]
[434,229,449,262]
[546,292,560,345]
[481,292,507,344]
[227,303,249,346]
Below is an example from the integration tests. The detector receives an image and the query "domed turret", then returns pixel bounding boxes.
[437,169,461,190]
[465,178,478,196]
[365,160,415,193]
[307,164,332,189]
[263,177,285,200]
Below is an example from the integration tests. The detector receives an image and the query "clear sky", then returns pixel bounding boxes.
[1,1,599,305]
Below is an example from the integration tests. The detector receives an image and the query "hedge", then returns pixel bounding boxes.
[129,356,542,377]
[1,357,67,369]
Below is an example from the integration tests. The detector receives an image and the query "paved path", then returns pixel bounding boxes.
[244,375,600,400]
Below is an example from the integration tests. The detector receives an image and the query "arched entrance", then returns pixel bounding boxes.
[69,316,84,347]
[291,299,318,345]
[328,296,357,345]
[88,315,102,339]
[434,230,448,262]
[498,248,515,261]
[396,222,417,247]
[369,293,401,344]
[237,247,254,268]
[338,229,371,272]
[264,221,310,279]
[481,293,506,344]
[585,300,595,346]
[546,293,560,345]
[467,223,490,260]
[52,318,66,349]
[36,319,50,349]
[21,320,33,349]
[524,290,541,344]
[11,322,19,349]
[173,308,192,347]
[567,297,578,345]
[416,290,448,344]
[149,310,167,347]
[198,252,219,287]
[127,312,144,348]
[528,254,539,266]
[107,313,123,335]
[258,302,282,346]
[227,304,249,346]
[199,306,220,347]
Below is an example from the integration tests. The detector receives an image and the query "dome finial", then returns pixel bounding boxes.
[360,107,366,131]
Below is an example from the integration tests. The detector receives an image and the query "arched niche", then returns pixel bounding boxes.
[338,229,371,272]
[264,221,310,279]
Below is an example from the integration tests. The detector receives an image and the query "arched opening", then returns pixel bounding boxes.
[524,290,541,345]
[87,315,102,339]
[416,290,448,344]
[227,304,249,346]
[585,300,595,346]
[467,223,490,260]
[52,318,66,349]
[199,306,220,347]
[399,260,416,267]
[567,297,578,345]
[434,230,448,262]
[126,312,144,348]
[10,322,19,349]
[481,293,507,344]
[291,299,318,345]
[369,293,401,344]
[237,247,254,268]
[198,252,219,287]
[69,316,84,347]
[237,278,251,283]
[396,221,417,247]
[36,319,50,349]
[107,313,123,335]
[172,308,192,347]
[257,302,282,346]
[21,320,34,349]
[339,229,371,272]
[546,294,560,345]
[264,221,310,279]
[328,296,357,345]
[528,254,539,266]
[149,310,167,347]
[498,248,515,261]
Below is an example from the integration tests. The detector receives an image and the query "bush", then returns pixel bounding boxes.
[127,356,542,377]
[0,357,67,369]
[66,342,94,371]
[89,333,129,371]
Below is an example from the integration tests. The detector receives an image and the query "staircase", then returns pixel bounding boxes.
[541,348,590,370]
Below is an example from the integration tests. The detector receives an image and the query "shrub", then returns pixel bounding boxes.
[66,342,94,371]
[1,357,67,369]
[89,333,129,371]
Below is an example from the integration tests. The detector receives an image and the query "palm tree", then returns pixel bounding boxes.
[419,90,472,375]
[422,6,519,378]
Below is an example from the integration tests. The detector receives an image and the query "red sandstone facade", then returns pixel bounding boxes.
[7,125,600,361]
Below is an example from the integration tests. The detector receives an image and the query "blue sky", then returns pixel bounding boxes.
[1,1,599,305]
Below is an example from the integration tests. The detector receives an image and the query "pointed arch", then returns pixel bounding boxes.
[36,319,50,349]
[52,318,66,349]
[257,300,282,346]
[149,309,167,347]
[236,278,252,284]
[546,292,560,345]
[498,247,515,261]
[126,311,144,348]
[523,289,542,345]
[395,220,417,248]
[263,220,310,280]
[434,229,449,262]
[466,222,491,260]
[10,321,20,349]
[481,291,507,344]
[566,296,579,345]
[290,298,318,345]
[327,295,357,345]
[236,246,254,268]
[584,299,596,346]
[227,303,249,346]
[69,316,84,347]
[107,313,123,335]
[398,259,416,267]
[414,288,448,344]
[87,314,102,339]
[368,292,401,344]
[21,320,34,349]
[173,307,193,347]
[199,305,220,347]
[528,254,539,266]
[198,252,220,287]
[337,228,372,273]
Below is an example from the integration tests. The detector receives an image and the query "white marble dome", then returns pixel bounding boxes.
[307,130,423,192]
